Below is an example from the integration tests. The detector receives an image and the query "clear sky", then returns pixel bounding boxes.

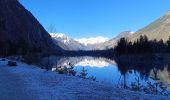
[19,0,170,39]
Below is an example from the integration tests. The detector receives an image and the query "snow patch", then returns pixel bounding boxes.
[50,33,71,43]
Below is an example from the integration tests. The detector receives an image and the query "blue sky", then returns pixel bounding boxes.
[20,0,170,39]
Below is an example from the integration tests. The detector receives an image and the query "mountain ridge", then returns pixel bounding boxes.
[51,31,132,50]
[51,33,85,50]
[130,11,170,41]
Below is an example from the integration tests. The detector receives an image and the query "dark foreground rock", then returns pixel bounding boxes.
[8,61,17,67]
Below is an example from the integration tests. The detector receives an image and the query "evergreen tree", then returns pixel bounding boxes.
[114,35,170,55]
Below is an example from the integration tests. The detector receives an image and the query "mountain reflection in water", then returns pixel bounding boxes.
[40,56,170,92]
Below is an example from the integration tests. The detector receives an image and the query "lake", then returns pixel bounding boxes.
[41,56,170,95]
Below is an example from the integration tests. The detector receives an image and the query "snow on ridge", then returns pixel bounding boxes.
[50,33,66,38]
[75,36,109,45]
[50,33,109,46]
[50,33,71,43]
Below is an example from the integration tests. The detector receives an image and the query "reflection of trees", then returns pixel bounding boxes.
[115,61,128,88]
[114,57,170,80]
[114,57,170,96]
[150,68,159,94]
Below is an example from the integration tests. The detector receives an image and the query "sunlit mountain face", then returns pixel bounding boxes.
[130,11,170,41]
[50,33,109,50]
[50,33,85,50]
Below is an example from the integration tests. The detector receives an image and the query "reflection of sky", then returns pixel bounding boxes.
[74,64,122,84]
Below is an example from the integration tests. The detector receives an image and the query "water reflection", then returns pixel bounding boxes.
[40,56,170,95]
[75,57,110,67]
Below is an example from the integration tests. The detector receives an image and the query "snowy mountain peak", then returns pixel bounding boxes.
[50,33,71,43]
[50,33,86,50]
[51,33,66,38]
[75,36,109,46]
[50,33,110,50]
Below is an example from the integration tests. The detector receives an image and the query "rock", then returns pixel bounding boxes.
[7,61,17,67]
[1,58,6,61]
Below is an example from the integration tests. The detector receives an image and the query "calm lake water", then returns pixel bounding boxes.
[41,56,170,95]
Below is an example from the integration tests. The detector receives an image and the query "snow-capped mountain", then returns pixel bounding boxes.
[51,31,133,51]
[75,36,109,46]
[51,33,110,50]
[51,33,70,44]
[51,33,85,50]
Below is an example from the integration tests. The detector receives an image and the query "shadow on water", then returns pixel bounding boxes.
[114,56,170,96]
[39,55,170,96]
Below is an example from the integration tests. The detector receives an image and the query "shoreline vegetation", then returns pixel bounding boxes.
[114,35,170,55]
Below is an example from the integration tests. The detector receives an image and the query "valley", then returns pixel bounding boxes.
[1,0,170,100]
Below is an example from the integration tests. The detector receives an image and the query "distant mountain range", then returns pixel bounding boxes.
[51,31,133,50]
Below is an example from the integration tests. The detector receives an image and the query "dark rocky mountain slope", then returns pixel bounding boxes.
[0,0,62,56]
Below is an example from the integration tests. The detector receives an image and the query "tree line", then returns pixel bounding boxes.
[114,35,170,55]
[0,38,42,57]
